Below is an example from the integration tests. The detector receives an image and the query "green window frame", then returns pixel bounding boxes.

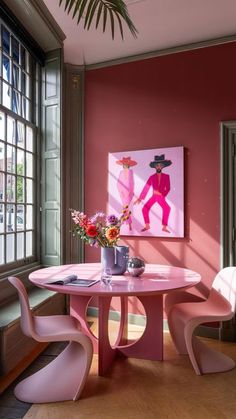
[0,19,40,273]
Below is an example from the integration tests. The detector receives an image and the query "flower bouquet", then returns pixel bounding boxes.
[70,207,130,248]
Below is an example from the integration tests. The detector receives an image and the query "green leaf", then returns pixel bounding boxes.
[86,0,99,30]
[102,5,107,33]
[108,7,115,40]
[62,0,75,13]
[59,0,138,39]
[72,0,83,19]
[114,11,123,40]
[84,0,96,27]
[67,0,77,14]
[96,2,104,29]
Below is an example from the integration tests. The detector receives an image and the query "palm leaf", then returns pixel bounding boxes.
[108,7,115,40]
[102,5,107,33]
[59,0,138,39]
[86,0,100,30]
[95,2,104,29]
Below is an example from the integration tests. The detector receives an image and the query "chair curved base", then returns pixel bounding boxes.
[14,341,92,403]
[190,336,235,375]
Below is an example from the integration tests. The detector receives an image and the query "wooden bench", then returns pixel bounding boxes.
[0,288,66,393]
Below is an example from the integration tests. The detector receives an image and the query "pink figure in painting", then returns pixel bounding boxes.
[134,154,172,233]
[116,156,137,231]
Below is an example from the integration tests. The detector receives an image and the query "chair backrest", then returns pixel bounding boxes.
[212,267,236,313]
[8,276,35,338]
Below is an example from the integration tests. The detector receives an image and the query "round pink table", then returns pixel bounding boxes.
[29,263,201,375]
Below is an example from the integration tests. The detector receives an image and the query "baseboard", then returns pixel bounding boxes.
[87,307,169,331]
[87,307,223,339]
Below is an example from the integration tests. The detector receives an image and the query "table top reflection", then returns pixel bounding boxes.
[29,263,201,296]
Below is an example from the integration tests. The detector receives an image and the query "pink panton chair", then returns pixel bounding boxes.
[8,276,93,403]
[167,267,236,375]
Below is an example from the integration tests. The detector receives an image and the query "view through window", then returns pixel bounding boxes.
[0,22,38,271]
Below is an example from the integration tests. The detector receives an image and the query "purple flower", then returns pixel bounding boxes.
[107,214,119,225]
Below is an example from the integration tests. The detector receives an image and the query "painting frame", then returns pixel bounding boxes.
[108,146,184,238]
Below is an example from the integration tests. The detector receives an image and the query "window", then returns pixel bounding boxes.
[0,22,39,272]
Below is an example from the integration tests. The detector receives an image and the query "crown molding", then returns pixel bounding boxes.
[86,34,236,71]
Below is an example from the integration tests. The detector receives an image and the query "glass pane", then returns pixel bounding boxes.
[26,126,33,151]
[17,149,24,174]
[6,234,14,262]
[21,47,29,72]
[12,90,20,114]
[17,232,24,259]
[2,82,11,109]
[2,54,10,82]
[7,117,16,144]
[21,46,25,69]
[0,141,5,171]
[26,152,33,177]
[17,203,24,224]
[6,203,15,232]
[17,121,25,148]
[0,112,5,141]
[26,178,33,203]
[6,175,15,202]
[17,212,24,231]
[22,97,29,120]
[21,72,29,97]
[26,231,32,257]
[0,235,4,264]
[17,203,24,212]
[21,71,26,95]
[7,145,15,173]
[13,64,20,90]
[0,203,4,232]
[2,27,10,55]
[0,173,4,201]
[12,36,19,64]
[16,176,24,203]
[26,204,33,229]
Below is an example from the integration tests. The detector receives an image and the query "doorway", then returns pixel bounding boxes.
[220,121,236,340]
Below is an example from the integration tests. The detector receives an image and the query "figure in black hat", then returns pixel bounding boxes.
[134,154,172,233]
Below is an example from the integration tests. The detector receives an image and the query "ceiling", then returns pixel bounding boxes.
[42,0,236,66]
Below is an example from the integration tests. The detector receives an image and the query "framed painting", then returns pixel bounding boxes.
[108,146,184,238]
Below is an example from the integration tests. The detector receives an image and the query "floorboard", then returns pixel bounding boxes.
[1,318,236,419]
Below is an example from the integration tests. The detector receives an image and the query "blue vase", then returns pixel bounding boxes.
[101,246,129,275]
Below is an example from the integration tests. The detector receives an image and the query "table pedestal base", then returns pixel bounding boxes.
[70,294,163,376]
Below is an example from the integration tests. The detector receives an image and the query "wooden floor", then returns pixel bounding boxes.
[0,342,67,419]
[2,318,236,419]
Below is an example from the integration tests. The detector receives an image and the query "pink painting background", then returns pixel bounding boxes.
[108,146,184,238]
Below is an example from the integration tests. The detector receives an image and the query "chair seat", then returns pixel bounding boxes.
[34,314,81,340]
[171,289,232,325]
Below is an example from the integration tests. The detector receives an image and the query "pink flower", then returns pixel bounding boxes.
[90,212,106,226]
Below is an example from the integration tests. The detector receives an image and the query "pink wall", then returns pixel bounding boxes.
[84,42,236,304]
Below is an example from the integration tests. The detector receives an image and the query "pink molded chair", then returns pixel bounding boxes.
[167,267,236,375]
[8,276,93,403]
